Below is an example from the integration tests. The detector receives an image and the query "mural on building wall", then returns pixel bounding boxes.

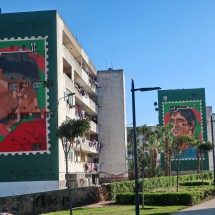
[163,100,203,159]
[0,37,50,154]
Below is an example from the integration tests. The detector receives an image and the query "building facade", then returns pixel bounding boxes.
[97,69,128,183]
[0,10,127,197]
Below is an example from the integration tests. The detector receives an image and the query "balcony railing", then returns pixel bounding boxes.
[62,45,97,94]
[73,138,99,154]
[64,74,98,115]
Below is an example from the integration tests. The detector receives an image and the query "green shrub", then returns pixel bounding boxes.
[116,191,204,206]
[115,192,135,204]
[180,181,211,186]
[203,188,215,198]
[106,173,213,200]
[144,191,203,205]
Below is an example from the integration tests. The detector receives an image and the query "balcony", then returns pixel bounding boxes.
[73,138,99,154]
[62,45,97,95]
[64,74,98,116]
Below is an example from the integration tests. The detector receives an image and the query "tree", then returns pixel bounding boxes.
[195,139,203,174]
[127,126,142,179]
[146,130,164,171]
[151,124,173,176]
[172,135,195,191]
[197,141,213,184]
[56,119,90,215]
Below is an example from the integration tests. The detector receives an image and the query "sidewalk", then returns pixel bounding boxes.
[74,201,116,209]
[172,198,215,215]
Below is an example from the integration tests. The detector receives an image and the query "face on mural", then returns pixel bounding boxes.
[170,112,195,137]
[0,68,19,121]
[0,67,38,123]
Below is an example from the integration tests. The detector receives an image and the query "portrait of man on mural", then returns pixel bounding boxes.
[169,106,196,153]
[0,49,47,153]
[169,106,196,137]
[164,103,203,159]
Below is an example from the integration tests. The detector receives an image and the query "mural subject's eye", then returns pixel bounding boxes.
[176,118,185,123]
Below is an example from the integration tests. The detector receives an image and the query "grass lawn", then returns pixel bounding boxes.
[41,205,186,215]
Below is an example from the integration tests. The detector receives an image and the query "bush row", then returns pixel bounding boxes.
[180,181,211,186]
[116,191,207,206]
[106,172,213,200]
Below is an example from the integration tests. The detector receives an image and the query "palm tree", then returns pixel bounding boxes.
[155,124,173,176]
[56,119,90,215]
[197,141,213,184]
[192,139,204,174]
[127,127,142,179]
[172,135,195,191]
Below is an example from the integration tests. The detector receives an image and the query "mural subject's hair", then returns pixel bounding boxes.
[0,52,40,82]
[169,106,196,129]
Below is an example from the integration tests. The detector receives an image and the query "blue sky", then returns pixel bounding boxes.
[1,0,215,126]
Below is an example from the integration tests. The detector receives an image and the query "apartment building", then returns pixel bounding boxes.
[0,10,127,197]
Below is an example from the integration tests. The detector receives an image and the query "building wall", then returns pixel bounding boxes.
[97,69,128,179]
[206,106,214,171]
[158,88,209,172]
[0,10,59,196]
[56,12,100,188]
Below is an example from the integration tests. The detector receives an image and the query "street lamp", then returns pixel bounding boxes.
[210,115,215,187]
[131,78,161,215]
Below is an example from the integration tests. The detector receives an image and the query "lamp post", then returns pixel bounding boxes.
[131,78,161,215]
[210,115,215,187]
[58,92,75,215]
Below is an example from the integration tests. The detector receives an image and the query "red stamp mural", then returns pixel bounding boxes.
[0,37,50,155]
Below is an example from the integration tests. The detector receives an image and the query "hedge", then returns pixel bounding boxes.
[180,181,211,186]
[116,191,205,206]
[106,173,213,200]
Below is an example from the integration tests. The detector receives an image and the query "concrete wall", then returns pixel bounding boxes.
[97,69,128,179]
[206,106,214,171]
[0,187,100,215]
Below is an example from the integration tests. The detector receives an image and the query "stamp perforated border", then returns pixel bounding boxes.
[0,36,50,156]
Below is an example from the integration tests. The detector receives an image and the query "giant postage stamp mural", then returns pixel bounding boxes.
[163,100,203,160]
[0,37,50,155]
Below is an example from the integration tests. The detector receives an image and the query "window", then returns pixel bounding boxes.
[68,149,74,161]
[32,82,42,89]
[32,143,42,150]
[45,81,53,87]
[43,112,54,118]
[20,113,30,119]
[66,88,73,105]
[32,112,41,119]
[8,113,18,120]
[8,83,18,90]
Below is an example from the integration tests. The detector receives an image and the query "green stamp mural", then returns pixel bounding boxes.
[163,100,203,160]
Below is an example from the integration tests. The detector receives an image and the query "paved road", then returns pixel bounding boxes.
[172,198,215,215]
